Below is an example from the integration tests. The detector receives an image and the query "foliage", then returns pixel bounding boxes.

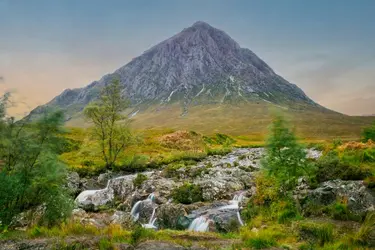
[133,173,148,188]
[84,78,133,169]
[130,226,155,244]
[351,212,375,247]
[203,133,236,146]
[172,183,204,204]
[362,121,375,142]
[262,115,313,189]
[314,151,372,182]
[299,222,335,246]
[251,173,281,206]
[0,96,73,229]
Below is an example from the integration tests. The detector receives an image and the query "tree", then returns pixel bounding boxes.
[0,94,72,228]
[362,121,375,142]
[261,115,311,189]
[84,78,131,169]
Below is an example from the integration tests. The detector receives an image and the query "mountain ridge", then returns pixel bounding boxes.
[27,21,326,123]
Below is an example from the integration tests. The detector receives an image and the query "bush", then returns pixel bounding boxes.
[133,173,148,188]
[206,147,231,156]
[245,236,277,249]
[203,133,235,146]
[0,111,73,228]
[172,183,203,204]
[352,212,375,247]
[362,122,375,142]
[364,176,375,189]
[130,226,155,244]
[251,173,281,206]
[120,154,150,172]
[315,151,372,182]
[299,222,335,246]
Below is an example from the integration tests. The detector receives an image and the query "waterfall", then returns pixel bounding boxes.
[188,216,210,232]
[237,211,244,226]
[130,193,158,229]
[142,207,157,229]
[130,200,142,221]
[187,193,245,232]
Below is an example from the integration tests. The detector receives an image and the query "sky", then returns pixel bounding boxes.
[1,0,375,117]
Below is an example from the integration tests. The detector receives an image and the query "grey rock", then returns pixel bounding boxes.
[66,171,80,195]
[301,180,375,215]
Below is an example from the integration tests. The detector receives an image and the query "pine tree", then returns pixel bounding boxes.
[262,115,311,189]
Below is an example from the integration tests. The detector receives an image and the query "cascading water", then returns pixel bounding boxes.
[188,192,245,232]
[188,216,210,232]
[142,207,157,229]
[130,193,158,229]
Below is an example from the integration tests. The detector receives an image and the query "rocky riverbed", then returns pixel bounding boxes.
[68,147,330,233]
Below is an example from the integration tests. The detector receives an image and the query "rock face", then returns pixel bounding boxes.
[26,21,321,121]
[298,180,375,215]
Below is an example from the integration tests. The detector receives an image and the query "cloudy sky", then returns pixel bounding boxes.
[1,0,374,117]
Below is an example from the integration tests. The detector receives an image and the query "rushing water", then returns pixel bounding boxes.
[130,193,158,229]
[188,216,211,232]
[188,192,245,232]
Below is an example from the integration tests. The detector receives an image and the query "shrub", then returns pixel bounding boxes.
[245,236,277,249]
[133,173,148,188]
[315,151,372,182]
[206,147,231,156]
[241,227,284,249]
[119,155,149,172]
[172,183,203,204]
[364,176,375,189]
[252,173,281,206]
[352,212,375,247]
[130,226,155,244]
[98,238,114,250]
[362,122,375,142]
[299,222,335,246]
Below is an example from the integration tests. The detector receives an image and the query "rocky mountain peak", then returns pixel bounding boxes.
[26,21,319,121]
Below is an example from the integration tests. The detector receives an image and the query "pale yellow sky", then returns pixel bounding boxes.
[1,48,375,118]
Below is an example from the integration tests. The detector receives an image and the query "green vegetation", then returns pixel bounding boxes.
[133,173,148,188]
[84,78,133,169]
[172,183,204,204]
[0,94,73,230]
[362,121,375,142]
[262,114,314,189]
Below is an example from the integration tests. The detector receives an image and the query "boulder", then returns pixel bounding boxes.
[66,171,81,195]
[301,180,375,215]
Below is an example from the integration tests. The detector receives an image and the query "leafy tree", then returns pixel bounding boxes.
[84,78,132,169]
[262,115,311,189]
[0,94,72,229]
[362,121,375,142]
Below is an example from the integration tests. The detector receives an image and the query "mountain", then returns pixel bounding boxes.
[26,21,374,137]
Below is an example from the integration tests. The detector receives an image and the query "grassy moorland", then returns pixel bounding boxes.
[1,83,375,249]
[66,102,375,142]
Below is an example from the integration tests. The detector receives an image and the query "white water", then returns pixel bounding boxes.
[130,193,158,229]
[188,193,245,232]
[142,207,157,229]
[188,216,210,232]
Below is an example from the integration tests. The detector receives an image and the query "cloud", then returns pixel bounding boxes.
[0,76,4,82]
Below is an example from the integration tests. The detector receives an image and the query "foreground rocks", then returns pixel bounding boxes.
[296,179,375,215]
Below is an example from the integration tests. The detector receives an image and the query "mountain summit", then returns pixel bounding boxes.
[28,21,320,126]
